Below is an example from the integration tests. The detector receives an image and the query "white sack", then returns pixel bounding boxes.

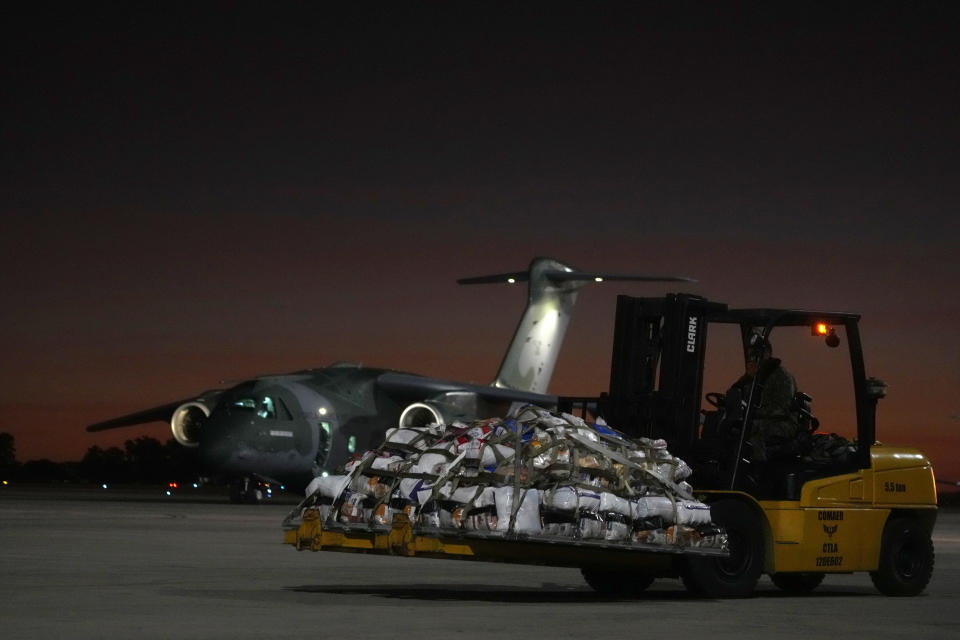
[578,515,604,539]
[493,487,541,534]
[604,519,632,542]
[545,487,602,512]
[413,452,451,475]
[370,455,405,472]
[480,443,515,467]
[676,500,711,525]
[599,492,632,517]
[631,496,675,522]
[384,428,429,450]
[399,477,435,505]
[305,474,350,499]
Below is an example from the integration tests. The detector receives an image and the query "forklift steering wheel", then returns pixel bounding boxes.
[705,392,725,408]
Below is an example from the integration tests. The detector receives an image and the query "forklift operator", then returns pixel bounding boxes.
[727,333,800,462]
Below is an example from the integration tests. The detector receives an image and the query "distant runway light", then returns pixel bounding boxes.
[3,480,8,486]
[165,490,172,496]
[594,277,603,282]
[101,483,107,489]
[192,483,199,489]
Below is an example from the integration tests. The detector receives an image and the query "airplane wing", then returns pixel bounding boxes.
[375,372,557,405]
[86,401,186,432]
[85,390,222,432]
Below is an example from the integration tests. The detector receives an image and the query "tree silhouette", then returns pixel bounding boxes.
[0,432,16,471]
[124,436,167,483]
[79,437,200,484]
[81,445,129,483]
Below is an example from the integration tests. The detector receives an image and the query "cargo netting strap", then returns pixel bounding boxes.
[564,431,693,501]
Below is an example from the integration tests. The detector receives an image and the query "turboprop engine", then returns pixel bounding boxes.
[398,392,519,429]
[170,400,216,447]
[398,401,448,428]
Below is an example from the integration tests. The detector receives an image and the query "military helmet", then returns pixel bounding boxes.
[746,331,772,360]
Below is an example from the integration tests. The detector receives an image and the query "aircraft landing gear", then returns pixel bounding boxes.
[230,477,266,504]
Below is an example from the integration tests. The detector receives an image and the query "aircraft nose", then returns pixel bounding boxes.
[197,417,242,470]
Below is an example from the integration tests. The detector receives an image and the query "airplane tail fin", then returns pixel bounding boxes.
[458,257,695,394]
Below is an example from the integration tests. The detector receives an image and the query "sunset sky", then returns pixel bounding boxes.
[2,3,958,484]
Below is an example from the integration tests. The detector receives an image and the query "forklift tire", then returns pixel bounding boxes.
[581,568,655,597]
[870,517,934,596]
[771,572,824,594]
[681,500,763,598]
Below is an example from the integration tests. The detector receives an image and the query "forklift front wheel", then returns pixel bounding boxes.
[581,568,655,597]
[870,517,934,596]
[682,500,763,598]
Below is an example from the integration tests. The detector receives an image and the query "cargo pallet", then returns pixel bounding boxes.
[283,509,727,570]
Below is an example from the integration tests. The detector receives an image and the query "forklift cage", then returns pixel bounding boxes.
[562,294,877,491]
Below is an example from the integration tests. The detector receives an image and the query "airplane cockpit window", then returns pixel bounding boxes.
[232,396,278,420]
[233,398,257,411]
[257,397,276,419]
[276,398,293,421]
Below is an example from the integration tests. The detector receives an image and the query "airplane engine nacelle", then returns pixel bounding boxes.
[170,401,212,448]
[398,402,448,428]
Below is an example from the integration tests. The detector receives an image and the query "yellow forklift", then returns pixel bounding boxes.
[284,294,936,597]
[595,293,936,597]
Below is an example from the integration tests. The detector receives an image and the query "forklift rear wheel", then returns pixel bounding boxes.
[581,568,655,597]
[682,500,763,598]
[870,517,934,596]
[771,572,824,594]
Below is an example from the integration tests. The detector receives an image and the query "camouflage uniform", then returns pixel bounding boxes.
[729,358,799,462]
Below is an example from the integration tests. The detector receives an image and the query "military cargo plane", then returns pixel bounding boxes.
[87,257,693,502]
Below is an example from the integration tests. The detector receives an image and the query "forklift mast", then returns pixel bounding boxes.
[604,294,727,459]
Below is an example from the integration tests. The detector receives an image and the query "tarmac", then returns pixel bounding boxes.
[2,484,959,639]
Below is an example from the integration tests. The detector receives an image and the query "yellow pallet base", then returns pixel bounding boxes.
[284,510,727,571]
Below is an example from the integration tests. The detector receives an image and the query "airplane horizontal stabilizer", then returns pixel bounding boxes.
[458,269,696,286]
[456,271,530,285]
[542,271,696,283]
